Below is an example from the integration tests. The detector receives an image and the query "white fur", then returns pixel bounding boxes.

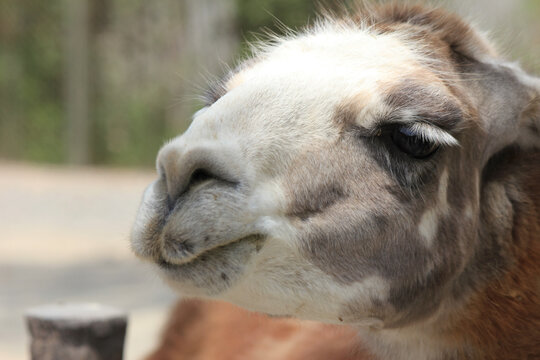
[221,239,390,325]
[437,168,450,214]
[418,209,439,248]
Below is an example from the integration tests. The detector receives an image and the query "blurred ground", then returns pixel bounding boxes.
[0,162,178,360]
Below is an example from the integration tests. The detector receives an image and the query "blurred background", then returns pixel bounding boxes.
[0,0,538,359]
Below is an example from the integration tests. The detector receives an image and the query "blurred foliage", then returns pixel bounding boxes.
[235,0,313,41]
[90,0,182,166]
[0,0,64,163]
[0,0,538,167]
[234,0,316,58]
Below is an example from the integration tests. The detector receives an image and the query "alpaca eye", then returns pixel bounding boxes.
[391,126,439,159]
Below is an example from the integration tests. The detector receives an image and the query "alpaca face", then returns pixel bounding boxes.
[131,21,539,327]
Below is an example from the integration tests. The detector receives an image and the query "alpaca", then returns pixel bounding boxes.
[131,3,540,359]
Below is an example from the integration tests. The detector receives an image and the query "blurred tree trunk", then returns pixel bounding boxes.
[64,0,90,164]
[183,0,237,71]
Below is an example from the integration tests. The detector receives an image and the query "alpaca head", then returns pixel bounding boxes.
[131,5,540,329]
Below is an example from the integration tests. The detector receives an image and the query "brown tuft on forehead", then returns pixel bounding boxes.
[356,4,497,62]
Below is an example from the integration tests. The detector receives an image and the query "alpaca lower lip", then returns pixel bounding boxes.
[155,235,266,295]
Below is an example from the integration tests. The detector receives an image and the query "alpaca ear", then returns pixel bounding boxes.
[479,64,540,159]
[516,71,540,149]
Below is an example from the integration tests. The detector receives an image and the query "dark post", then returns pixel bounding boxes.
[26,303,127,360]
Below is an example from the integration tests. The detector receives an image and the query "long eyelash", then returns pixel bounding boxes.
[405,122,459,147]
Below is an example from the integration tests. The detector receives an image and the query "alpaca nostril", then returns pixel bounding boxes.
[157,144,239,208]
[170,167,224,200]
[159,162,230,211]
[187,168,219,190]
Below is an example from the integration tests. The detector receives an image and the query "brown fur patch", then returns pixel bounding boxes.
[522,93,540,132]
[446,152,540,359]
[333,91,383,131]
[357,4,497,61]
[146,299,374,360]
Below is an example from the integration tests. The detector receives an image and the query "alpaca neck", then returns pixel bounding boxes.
[360,150,540,360]
[447,151,540,359]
